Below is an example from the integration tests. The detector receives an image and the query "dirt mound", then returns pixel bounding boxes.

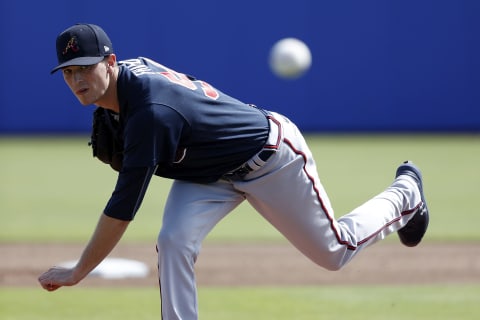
[1,242,479,287]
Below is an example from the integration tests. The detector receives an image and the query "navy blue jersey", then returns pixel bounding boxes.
[104,57,269,220]
[118,57,269,181]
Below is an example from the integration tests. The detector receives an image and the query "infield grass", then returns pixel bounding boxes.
[1,134,479,243]
[1,285,479,320]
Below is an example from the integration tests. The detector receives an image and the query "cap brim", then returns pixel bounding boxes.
[50,56,105,74]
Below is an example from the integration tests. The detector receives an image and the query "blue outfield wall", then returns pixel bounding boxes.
[0,0,479,133]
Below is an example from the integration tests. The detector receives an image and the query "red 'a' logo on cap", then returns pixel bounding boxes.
[62,37,80,55]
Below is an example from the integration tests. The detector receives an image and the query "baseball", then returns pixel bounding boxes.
[269,38,312,79]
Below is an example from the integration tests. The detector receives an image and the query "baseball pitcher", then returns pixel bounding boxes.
[39,24,429,320]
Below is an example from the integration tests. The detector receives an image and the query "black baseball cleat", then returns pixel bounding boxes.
[395,161,430,247]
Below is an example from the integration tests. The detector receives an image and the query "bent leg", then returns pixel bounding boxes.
[235,116,421,270]
[157,180,244,320]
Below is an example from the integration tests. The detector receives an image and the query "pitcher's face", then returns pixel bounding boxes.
[62,61,110,106]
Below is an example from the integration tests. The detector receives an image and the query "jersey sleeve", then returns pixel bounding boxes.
[103,166,156,221]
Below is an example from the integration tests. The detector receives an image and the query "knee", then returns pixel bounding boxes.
[321,261,343,272]
[157,227,198,259]
[308,255,343,271]
[307,249,349,271]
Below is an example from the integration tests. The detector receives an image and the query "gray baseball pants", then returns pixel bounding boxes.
[156,112,421,319]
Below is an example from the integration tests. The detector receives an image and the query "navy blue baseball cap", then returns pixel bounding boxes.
[51,23,114,74]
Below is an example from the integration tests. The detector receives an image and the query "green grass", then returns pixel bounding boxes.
[1,135,479,319]
[1,285,479,320]
[1,134,479,243]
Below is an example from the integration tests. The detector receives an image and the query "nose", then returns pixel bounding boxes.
[73,70,84,83]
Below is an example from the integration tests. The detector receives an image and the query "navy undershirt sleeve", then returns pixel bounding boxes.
[103,166,156,221]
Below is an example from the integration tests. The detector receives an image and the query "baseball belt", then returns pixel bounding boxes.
[223,113,282,179]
